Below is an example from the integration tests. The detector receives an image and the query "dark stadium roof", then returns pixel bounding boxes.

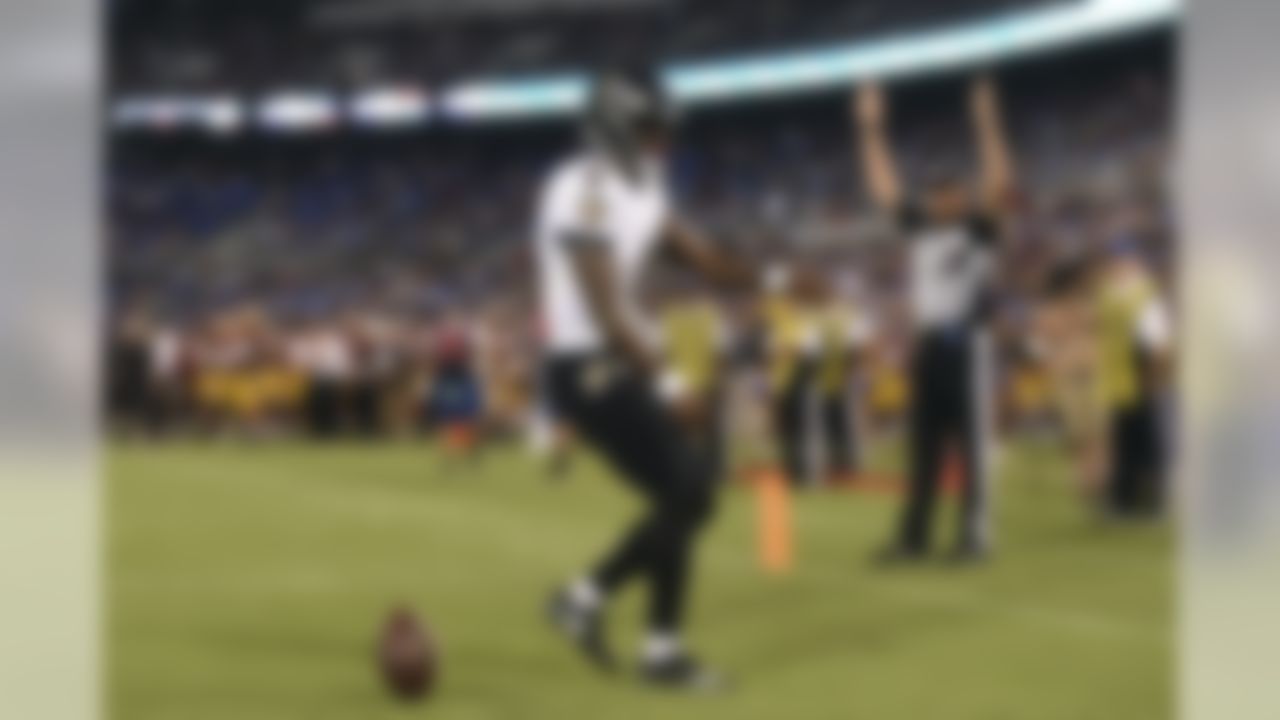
[109,0,1070,93]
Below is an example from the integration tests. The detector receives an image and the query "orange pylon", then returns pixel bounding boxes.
[753,468,794,575]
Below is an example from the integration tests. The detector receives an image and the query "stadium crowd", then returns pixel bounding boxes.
[106,38,1173,480]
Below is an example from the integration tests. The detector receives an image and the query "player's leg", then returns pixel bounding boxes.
[541,359,630,668]
[1132,397,1165,515]
[955,331,994,559]
[1107,406,1141,516]
[545,359,723,686]
[627,451,716,663]
[773,387,800,486]
[778,363,819,486]
[575,377,707,586]
[890,339,946,559]
[585,383,722,685]
[822,392,854,481]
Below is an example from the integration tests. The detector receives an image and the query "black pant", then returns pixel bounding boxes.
[821,391,858,477]
[350,379,383,438]
[773,363,815,487]
[306,380,344,438]
[546,354,716,632]
[1108,400,1164,515]
[899,329,990,552]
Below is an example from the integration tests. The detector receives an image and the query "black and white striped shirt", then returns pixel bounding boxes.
[899,205,998,331]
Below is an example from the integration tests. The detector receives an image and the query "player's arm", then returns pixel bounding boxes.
[565,238,656,374]
[970,74,1017,221]
[661,215,762,292]
[662,215,827,299]
[853,83,904,213]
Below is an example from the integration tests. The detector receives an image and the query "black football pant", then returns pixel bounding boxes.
[821,391,858,477]
[546,354,717,632]
[306,380,344,438]
[1108,399,1164,516]
[774,363,816,487]
[898,329,993,552]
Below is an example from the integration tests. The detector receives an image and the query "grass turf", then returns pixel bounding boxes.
[109,440,1171,719]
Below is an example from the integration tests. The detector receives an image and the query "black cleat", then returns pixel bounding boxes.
[640,653,731,694]
[546,588,617,673]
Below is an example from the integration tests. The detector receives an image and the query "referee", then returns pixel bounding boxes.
[854,75,1016,562]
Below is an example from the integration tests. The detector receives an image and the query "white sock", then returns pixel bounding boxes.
[568,577,602,611]
[642,631,683,664]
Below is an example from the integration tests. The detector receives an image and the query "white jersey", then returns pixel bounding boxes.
[535,152,671,354]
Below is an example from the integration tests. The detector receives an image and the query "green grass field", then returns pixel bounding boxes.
[109,440,1171,720]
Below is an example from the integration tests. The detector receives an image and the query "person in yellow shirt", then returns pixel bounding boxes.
[658,290,729,482]
[1095,243,1173,517]
[813,287,874,484]
[867,350,909,426]
[762,269,822,488]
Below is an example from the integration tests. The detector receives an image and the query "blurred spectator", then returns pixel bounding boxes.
[106,37,1174,446]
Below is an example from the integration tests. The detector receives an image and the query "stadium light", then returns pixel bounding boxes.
[349,86,433,128]
[441,0,1180,120]
[111,0,1180,131]
[257,91,341,134]
[438,78,584,121]
[112,95,245,135]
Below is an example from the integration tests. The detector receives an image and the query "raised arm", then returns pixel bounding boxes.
[853,83,904,213]
[970,74,1016,219]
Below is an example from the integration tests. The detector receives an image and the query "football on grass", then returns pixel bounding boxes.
[377,607,437,701]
